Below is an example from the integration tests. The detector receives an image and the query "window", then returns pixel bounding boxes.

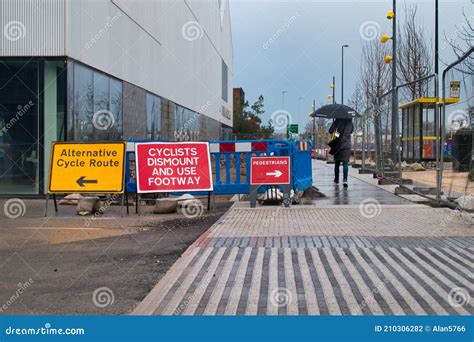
[175,105,200,141]
[109,78,123,137]
[222,60,228,102]
[0,61,40,194]
[146,93,161,140]
[68,61,123,141]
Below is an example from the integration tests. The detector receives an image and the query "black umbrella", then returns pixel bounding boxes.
[310,104,361,119]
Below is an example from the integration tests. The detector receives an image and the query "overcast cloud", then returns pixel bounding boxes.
[230,0,473,130]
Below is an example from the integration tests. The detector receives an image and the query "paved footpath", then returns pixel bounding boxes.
[133,161,474,315]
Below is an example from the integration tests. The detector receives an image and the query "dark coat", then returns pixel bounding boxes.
[328,119,353,162]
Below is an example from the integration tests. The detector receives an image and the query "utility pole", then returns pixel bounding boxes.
[282,90,288,138]
[281,90,287,110]
[298,97,304,118]
[434,0,441,202]
[434,0,439,77]
[390,0,398,165]
[312,100,316,150]
[341,44,349,105]
[332,76,336,104]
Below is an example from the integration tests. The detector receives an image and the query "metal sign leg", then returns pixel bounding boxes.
[53,194,58,215]
[44,194,49,217]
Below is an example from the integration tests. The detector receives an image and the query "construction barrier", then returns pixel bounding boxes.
[125,139,313,196]
[290,140,312,192]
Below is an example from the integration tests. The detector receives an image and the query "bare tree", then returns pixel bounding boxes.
[444,9,473,73]
[348,82,365,162]
[348,82,365,115]
[360,40,391,113]
[398,5,433,99]
[305,118,329,150]
[359,39,391,169]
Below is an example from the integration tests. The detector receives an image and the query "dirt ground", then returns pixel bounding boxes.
[403,170,473,196]
[0,197,232,315]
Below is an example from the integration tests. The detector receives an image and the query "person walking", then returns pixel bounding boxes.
[328,118,353,188]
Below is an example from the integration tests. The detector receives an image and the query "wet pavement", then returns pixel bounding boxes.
[133,160,474,316]
[311,160,411,206]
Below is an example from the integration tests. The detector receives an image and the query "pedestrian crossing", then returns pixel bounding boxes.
[133,189,473,316]
[133,242,473,315]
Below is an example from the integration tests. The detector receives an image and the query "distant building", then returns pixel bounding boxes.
[233,88,245,119]
[0,0,233,195]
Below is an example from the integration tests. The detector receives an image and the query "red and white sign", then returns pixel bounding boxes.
[250,156,291,185]
[135,142,213,193]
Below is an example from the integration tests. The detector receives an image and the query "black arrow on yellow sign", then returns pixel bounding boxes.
[76,176,98,187]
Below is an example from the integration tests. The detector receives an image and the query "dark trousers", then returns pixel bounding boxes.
[334,161,348,182]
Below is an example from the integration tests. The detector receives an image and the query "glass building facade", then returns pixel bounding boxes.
[175,105,201,142]
[68,61,123,142]
[0,59,66,195]
[0,58,230,195]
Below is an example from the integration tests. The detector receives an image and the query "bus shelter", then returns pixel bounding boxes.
[400,97,459,161]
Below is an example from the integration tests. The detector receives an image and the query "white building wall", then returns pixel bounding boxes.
[0,0,233,126]
[66,0,233,126]
[0,0,65,56]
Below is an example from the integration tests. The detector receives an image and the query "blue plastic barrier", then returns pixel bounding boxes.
[208,139,291,195]
[124,139,313,196]
[290,140,313,191]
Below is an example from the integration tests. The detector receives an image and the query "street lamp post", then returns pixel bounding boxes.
[435,0,441,202]
[390,0,398,165]
[381,2,398,165]
[312,100,316,151]
[332,76,336,104]
[298,97,304,118]
[341,45,349,105]
[282,90,288,136]
[434,0,439,77]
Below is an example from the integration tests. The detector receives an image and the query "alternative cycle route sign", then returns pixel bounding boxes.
[135,142,213,193]
[48,141,126,194]
[250,156,291,185]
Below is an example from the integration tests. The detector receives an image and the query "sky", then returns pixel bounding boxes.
[229,0,473,131]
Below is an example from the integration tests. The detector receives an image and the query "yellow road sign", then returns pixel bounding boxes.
[48,142,126,194]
